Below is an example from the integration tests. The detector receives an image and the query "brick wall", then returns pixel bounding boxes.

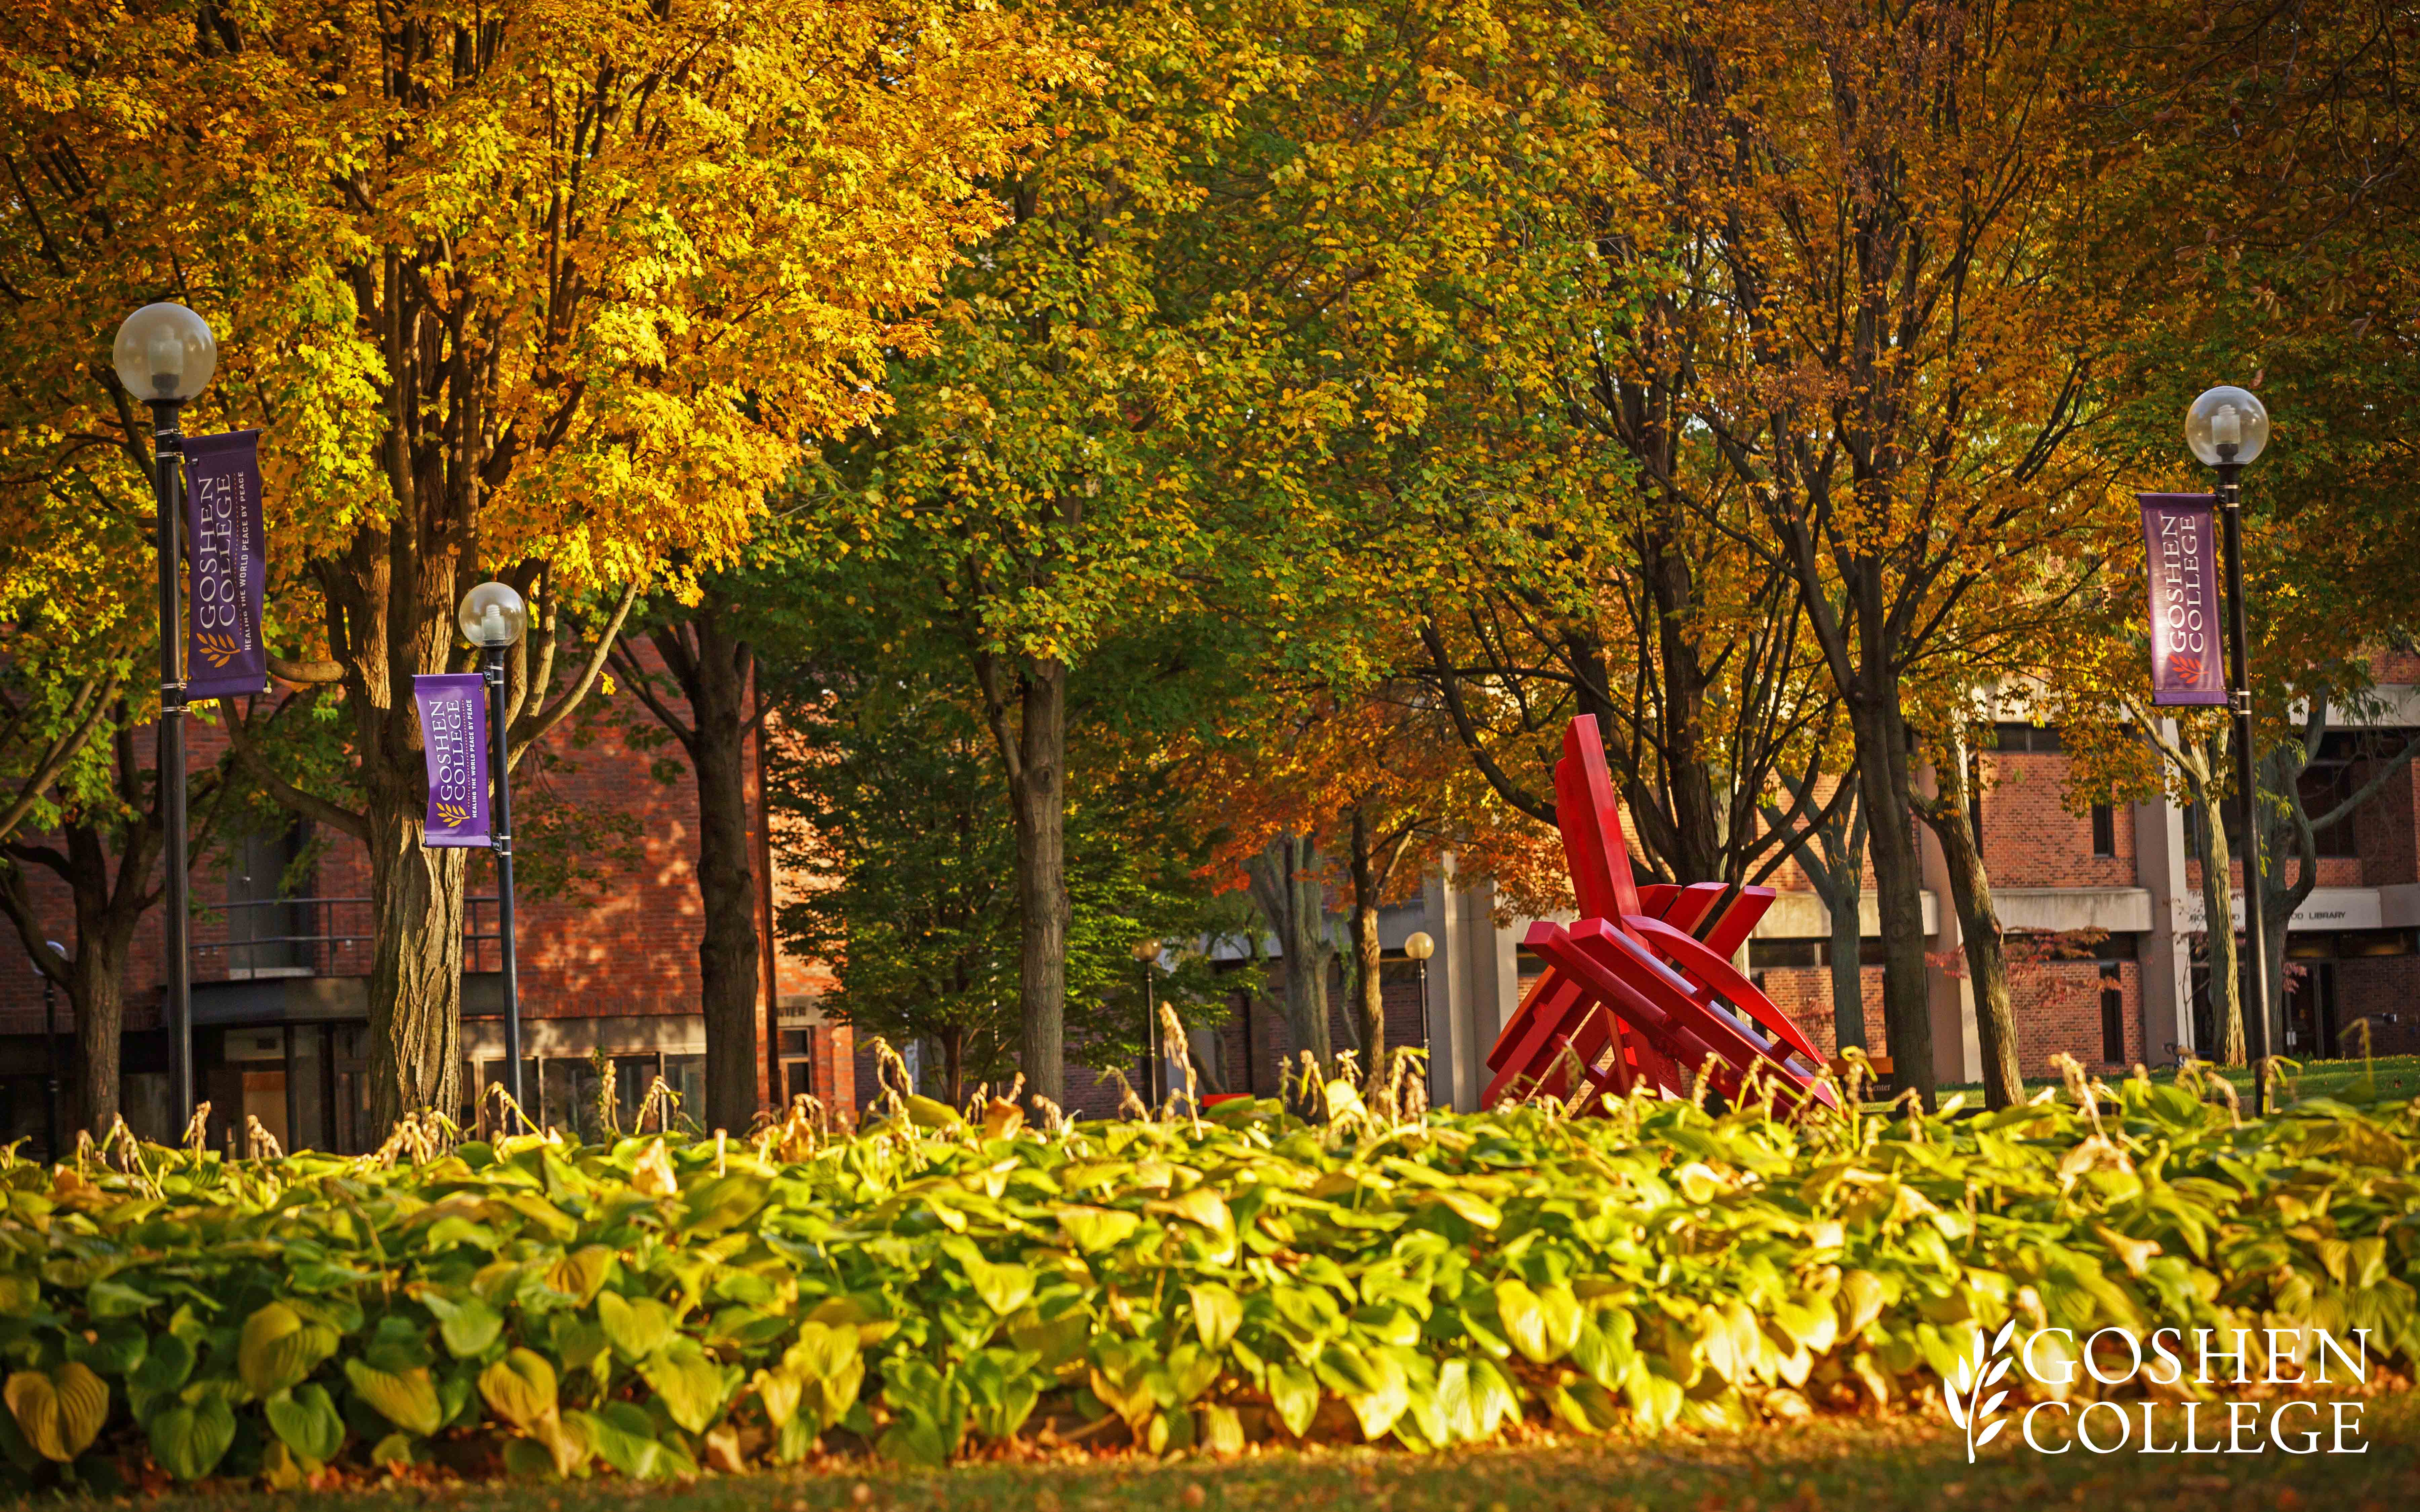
[0,644,803,1116]
[2354,759,2420,886]
[1978,754,2134,890]
[1755,965,1887,1059]
[2334,957,2420,1056]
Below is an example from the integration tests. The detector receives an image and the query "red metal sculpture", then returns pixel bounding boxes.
[1482,717,1840,1117]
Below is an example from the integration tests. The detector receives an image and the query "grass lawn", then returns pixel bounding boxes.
[135,1394,2420,1512]
[1934,1053,2420,1107]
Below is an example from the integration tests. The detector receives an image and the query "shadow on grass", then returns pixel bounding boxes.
[136,1394,2420,1512]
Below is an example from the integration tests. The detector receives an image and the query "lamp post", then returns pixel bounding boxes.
[459,582,530,1119]
[40,941,64,1160]
[2186,385,2275,1115]
[113,303,217,1130]
[1403,931,1435,1057]
[1132,937,1162,1107]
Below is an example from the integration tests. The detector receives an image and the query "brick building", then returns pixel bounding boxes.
[0,653,851,1158]
[9,671,2415,1151]
[1409,707,2420,1109]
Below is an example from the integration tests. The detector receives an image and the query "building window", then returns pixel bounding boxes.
[2099,964,2125,1064]
[1991,722,2063,754]
[778,1028,817,1106]
[1747,939,1822,970]
[2090,803,2115,857]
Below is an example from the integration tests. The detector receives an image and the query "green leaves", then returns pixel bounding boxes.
[478,1350,559,1432]
[265,1385,345,1464]
[343,1360,443,1437]
[4,1362,107,1462]
[418,1290,505,1359]
[638,1340,738,1434]
[1057,1205,1142,1252]
[1188,1283,1243,1349]
[597,1290,678,1362]
[240,1302,339,1396]
[1267,1362,1321,1438]
[0,1050,2412,1491]
[145,1392,237,1481]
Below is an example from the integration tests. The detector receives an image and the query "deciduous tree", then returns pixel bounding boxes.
[2,0,1060,1127]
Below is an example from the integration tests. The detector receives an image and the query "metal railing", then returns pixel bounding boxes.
[192,895,505,980]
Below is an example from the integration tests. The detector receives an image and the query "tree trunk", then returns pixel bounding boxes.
[1244,832,1333,1076]
[1006,659,1069,1107]
[364,796,467,1129]
[2179,742,2245,1065]
[1849,696,1936,1104]
[1348,808,1384,1063]
[668,607,763,1135]
[1915,733,2023,1108]
[1823,798,1868,1054]
[72,937,127,1137]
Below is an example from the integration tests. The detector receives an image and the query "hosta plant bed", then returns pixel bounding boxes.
[0,1059,2413,1495]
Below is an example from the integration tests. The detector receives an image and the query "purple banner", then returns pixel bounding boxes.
[182,430,269,702]
[413,674,491,847]
[2139,492,2227,708]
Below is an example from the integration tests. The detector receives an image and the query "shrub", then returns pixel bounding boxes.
[1,1064,2415,1492]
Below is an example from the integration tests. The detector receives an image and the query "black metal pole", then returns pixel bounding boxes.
[43,974,60,1161]
[2217,462,2273,1115]
[151,400,194,1134]
[1416,959,1430,1053]
[1142,962,1159,1108]
[485,644,527,1123]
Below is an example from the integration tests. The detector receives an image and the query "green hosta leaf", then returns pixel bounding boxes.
[1201,1401,1245,1456]
[638,1339,737,1434]
[681,1173,772,1235]
[1343,1349,1410,1441]
[344,1359,444,1437]
[1466,1358,1521,1439]
[1571,1311,1638,1390]
[421,1291,506,1359]
[962,1349,1042,1443]
[1623,1363,1684,1431]
[784,1321,863,1388]
[569,1402,663,1480]
[1267,1362,1320,1438]
[1055,1205,1141,1253]
[479,1349,559,1432]
[0,1272,37,1319]
[1165,1343,1220,1404]
[368,1431,417,1469]
[597,1290,678,1361]
[1008,1305,1090,1369]
[67,1319,148,1377]
[1549,1378,1624,1435]
[87,1278,155,1319]
[128,1332,195,1421]
[1422,1359,1469,1444]
[752,1367,804,1429]
[1146,1185,1234,1237]
[266,1384,345,1464]
[4,1362,107,1462]
[878,1414,950,1466]
[240,1302,337,1397]
[550,1316,611,1378]
[903,1094,963,1129]
[1420,1189,1502,1229]
[1493,1279,1545,1363]
[1188,1283,1242,1350]
[960,1256,1035,1317]
[145,1392,237,1481]
[547,1247,614,1305]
